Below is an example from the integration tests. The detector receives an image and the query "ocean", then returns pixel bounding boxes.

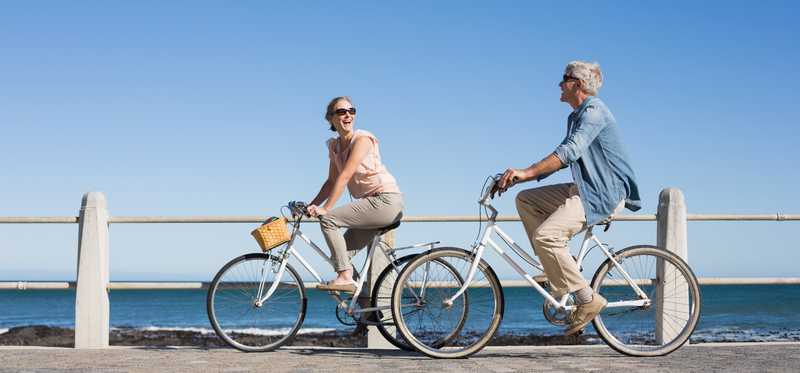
[1,284,799,343]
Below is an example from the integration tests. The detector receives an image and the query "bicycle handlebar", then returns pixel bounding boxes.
[288,201,310,218]
[485,173,519,201]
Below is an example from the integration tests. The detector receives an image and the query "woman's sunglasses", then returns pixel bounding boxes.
[334,107,357,116]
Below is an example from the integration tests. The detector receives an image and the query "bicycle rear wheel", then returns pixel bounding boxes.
[372,251,466,351]
[591,245,701,356]
[392,248,504,359]
[207,253,306,352]
[371,254,416,350]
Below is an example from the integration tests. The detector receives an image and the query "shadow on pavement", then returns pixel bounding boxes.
[288,347,426,359]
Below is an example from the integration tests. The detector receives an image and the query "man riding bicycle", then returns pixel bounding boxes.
[497,60,641,335]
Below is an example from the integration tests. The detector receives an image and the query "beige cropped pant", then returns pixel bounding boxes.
[515,183,624,297]
[319,193,404,272]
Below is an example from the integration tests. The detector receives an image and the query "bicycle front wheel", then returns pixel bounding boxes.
[207,253,306,352]
[392,248,504,359]
[591,245,701,357]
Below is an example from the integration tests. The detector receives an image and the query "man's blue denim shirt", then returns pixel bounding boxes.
[551,96,641,226]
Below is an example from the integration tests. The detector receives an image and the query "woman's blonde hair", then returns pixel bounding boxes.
[565,61,603,96]
[324,96,353,132]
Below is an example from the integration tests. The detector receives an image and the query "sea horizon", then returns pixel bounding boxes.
[2,284,798,344]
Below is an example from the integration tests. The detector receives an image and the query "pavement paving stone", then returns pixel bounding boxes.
[0,343,798,372]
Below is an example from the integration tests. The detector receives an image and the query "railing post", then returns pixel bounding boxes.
[367,230,395,349]
[75,192,110,348]
[656,188,688,344]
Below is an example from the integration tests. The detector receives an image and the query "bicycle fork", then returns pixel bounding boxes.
[255,255,290,307]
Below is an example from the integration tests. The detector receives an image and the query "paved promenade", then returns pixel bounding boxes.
[1,342,798,372]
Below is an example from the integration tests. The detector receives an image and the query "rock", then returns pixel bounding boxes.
[0,325,74,347]
[0,325,590,348]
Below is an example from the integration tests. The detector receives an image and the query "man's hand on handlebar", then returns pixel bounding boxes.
[492,169,523,198]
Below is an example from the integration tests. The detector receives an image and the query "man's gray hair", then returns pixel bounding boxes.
[565,61,603,96]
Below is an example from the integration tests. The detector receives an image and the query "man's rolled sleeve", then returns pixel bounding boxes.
[553,106,608,164]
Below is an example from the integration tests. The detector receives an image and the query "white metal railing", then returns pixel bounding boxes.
[4,276,800,291]
[0,213,800,224]
[5,213,800,224]
[1,189,799,349]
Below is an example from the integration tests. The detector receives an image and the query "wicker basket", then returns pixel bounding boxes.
[251,217,290,252]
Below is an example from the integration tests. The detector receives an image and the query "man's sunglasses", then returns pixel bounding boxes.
[334,108,357,116]
[561,74,580,83]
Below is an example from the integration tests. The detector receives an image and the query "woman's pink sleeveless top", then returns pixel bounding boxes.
[327,130,400,199]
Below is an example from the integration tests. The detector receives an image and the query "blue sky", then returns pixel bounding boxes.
[2,1,799,281]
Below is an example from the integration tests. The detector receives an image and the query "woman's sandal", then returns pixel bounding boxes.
[316,280,357,293]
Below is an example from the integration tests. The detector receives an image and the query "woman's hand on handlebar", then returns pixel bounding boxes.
[307,205,328,218]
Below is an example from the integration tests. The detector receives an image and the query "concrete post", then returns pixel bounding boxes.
[367,230,395,349]
[655,188,688,345]
[75,192,110,348]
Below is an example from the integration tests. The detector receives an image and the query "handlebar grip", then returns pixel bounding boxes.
[489,173,518,199]
[288,201,310,217]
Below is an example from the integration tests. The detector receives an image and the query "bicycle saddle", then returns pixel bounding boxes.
[596,218,612,232]
[378,220,401,234]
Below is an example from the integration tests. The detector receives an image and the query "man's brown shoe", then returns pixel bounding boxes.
[565,294,607,336]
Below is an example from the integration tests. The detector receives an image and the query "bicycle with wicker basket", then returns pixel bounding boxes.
[206,201,466,352]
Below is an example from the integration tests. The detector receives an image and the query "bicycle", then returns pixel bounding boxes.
[391,175,701,358]
[206,201,466,352]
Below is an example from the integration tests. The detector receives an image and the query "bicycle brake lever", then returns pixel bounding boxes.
[491,184,513,199]
[489,174,506,199]
[288,201,306,219]
[489,185,500,199]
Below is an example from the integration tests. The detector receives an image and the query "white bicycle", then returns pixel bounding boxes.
[391,175,701,358]
[207,201,466,352]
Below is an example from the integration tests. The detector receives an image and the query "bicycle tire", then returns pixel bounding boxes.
[371,254,417,350]
[372,251,467,351]
[207,253,307,352]
[391,248,504,359]
[590,245,701,357]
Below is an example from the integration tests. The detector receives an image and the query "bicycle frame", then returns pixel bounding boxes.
[445,181,650,312]
[256,217,437,316]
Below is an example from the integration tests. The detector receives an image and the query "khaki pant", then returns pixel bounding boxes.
[515,183,623,297]
[319,193,404,272]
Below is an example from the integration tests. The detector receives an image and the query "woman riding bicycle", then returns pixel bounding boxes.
[307,96,404,293]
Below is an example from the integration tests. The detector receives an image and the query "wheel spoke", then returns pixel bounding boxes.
[592,246,700,356]
[207,254,305,352]
[392,249,503,358]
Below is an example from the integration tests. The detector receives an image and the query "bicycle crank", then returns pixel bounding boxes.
[542,295,575,326]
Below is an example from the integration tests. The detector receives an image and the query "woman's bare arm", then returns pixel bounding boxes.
[321,136,371,210]
[309,160,337,206]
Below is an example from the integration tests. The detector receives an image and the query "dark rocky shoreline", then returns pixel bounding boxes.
[0,325,590,348]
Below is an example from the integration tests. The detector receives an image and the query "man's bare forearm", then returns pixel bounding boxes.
[521,153,564,182]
